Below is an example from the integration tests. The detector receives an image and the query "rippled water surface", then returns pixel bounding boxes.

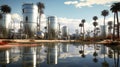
[0,43,119,67]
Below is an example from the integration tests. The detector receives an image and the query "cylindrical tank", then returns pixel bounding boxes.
[22,3,38,38]
[48,16,58,39]
[62,26,68,39]
[0,13,12,38]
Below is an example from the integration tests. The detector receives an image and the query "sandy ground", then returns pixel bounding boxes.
[0,39,79,43]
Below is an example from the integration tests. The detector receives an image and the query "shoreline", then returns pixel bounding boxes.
[0,39,120,49]
[0,39,95,43]
[0,39,83,43]
[0,39,119,45]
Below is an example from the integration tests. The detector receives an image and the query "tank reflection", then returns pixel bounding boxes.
[62,43,69,52]
[46,43,58,64]
[0,49,10,67]
[22,46,37,67]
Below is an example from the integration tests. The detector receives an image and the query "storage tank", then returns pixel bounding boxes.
[0,13,12,38]
[62,26,68,39]
[48,16,58,39]
[22,3,38,38]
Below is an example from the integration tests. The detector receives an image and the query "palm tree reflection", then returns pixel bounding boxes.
[107,49,113,58]
[93,44,98,63]
[79,44,86,58]
[112,47,120,67]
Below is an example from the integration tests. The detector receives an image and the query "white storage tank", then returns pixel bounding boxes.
[0,13,12,38]
[62,26,68,38]
[48,16,58,39]
[22,3,38,38]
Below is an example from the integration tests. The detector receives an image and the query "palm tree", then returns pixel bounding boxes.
[37,2,45,32]
[1,5,11,13]
[101,10,109,26]
[110,2,120,39]
[92,16,98,40]
[79,23,83,39]
[93,21,98,41]
[81,19,86,40]
[101,10,109,38]
[95,27,100,38]
[93,16,98,22]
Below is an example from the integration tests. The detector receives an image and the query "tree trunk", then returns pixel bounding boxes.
[83,24,85,40]
[94,26,96,41]
[116,12,119,39]
[113,13,115,41]
[104,16,106,38]
[37,13,41,39]
[39,14,41,31]
[80,27,82,40]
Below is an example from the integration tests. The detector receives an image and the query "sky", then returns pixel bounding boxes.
[0,0,120,34]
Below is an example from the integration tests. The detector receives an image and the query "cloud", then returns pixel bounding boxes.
[11,13,22,30]
[64,0,120,8]
[64,1,78,5]
[58,17,81,34]
[11,13,22,21]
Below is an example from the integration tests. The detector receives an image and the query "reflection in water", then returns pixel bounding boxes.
[112,46,120,67]
[62,43,68,52]
[101,45,108,54]
[46,43,58,64]
[0,43,120,67]
[22,46,37,67]
[79,43,86,58]
[0,50,10,67]
[93,44,98,63]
